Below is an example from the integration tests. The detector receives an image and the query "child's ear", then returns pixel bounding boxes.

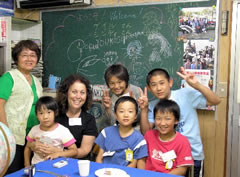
[169,78,173,88]
[174,119,179,125]
[146,85,151,91]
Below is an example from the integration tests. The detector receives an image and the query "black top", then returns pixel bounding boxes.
[56,111,98,148]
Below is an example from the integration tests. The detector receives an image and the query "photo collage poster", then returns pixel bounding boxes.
[178,6,217,110]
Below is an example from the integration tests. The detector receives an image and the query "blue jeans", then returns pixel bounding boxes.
[194,160,203,177]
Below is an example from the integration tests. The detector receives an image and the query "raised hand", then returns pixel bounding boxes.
[137,87,149,110]
[176,66,200,89]
[102,89,112,109]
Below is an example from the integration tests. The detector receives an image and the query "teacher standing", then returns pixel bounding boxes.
[0,40,43,174]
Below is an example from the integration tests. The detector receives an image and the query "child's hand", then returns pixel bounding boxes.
[45,152,60,160]
[176,66,200,89]
[30,140,48,156]
[102,90,112,109]
[137,87,148,110]
[41,144,63,156]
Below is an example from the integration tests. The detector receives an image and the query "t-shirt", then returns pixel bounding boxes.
[95,125,148,166]
[144,130,193,173]
[26,123,76,164]
[0,72,39,134]
[56,111,98,148]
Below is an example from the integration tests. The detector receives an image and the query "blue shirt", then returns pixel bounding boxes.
[148,87,206,160]
[95,126,148,166]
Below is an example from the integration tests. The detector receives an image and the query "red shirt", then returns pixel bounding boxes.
[144,130,193,173]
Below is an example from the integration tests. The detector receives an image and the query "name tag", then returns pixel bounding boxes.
[103,151,115,157]
[69,118,82,126]
[125,149,133,162]
[162,150,176,162]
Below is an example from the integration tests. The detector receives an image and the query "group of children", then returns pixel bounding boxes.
[24,64,221,177]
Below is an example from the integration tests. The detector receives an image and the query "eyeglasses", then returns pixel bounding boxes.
[19,54,37,59]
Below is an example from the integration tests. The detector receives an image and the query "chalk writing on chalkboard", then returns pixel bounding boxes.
[42,1,216,89]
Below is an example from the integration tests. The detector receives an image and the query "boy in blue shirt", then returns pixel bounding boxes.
[95,96,147,169]
[138,67,221,177]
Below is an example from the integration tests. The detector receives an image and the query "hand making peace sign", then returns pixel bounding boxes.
[137,87,149,110]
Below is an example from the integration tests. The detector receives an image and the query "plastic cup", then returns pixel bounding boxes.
[78,160,90,176]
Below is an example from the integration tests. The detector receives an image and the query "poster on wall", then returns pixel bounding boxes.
[181,69,215,110]
[0,0,14,16]
[178,6,218,110]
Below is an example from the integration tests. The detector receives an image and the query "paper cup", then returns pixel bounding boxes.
[78,160,90,176]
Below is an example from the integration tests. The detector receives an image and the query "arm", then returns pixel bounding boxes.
[177,67,221,106]
[127,159,137,168]
[45,143,78,160]
[0,99,8,126]
[138,87,154,135]
[168,166,188,176]
[30,140,62,157]
[76,135,96,158]
[137,158,146,169]
[95,148,104,163]
[24,141,32,167]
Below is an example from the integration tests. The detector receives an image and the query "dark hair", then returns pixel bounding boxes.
[12,40,41,65]
[154,99,180,122]
[104,64,129,87]
[35,96,58,117]
[146,68,170,86]
[114,96,138,115]
[56,74,92,114]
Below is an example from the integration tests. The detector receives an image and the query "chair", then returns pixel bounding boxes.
[186,166,194,177]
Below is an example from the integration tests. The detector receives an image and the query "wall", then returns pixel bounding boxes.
[14,0,232,176]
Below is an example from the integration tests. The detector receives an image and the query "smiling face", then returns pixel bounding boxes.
[37,106,56,131]
[115,101,137,127]
[108,76,128,96]
[148,74,173,100]
[154,111,178,140]
[67,81,87,111]
[17,48,38,73]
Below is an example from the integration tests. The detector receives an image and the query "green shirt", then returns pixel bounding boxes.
[0,72,39,134]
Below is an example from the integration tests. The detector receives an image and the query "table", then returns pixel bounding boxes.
[5,158,182,177]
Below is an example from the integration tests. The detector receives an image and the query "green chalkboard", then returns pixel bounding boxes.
[42,1,215,89]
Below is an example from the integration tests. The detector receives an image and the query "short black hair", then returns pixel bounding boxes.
[104,64,129,87]
[154,99,180,122]
[114,96,138,115]
[146,68,170,86]
[12,40,41,65]
[35,96,58,117]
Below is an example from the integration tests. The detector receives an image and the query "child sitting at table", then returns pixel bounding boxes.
[95,96,148,169]
[144,99,193,176]
[24,96,78,166]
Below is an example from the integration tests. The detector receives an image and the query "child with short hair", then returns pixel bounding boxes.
[144,99,193,176]
[24,96,77,166]
[95,96,148,169]
[103,64,141,126]
[138,67,221,177]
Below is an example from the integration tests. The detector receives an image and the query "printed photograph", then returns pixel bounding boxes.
[178,6,216,40]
